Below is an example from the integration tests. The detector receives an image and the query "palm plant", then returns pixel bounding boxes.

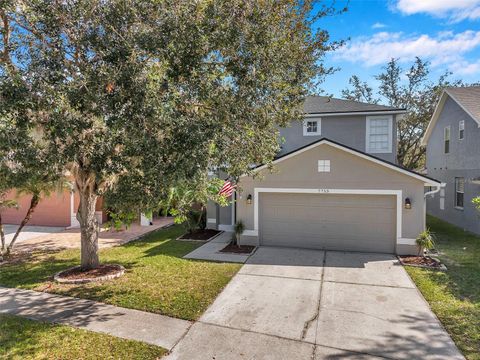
[416,229,436,257]
[231,220,245,247]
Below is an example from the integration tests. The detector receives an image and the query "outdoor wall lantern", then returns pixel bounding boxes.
[247,194,252,205]
[405,197,412,209]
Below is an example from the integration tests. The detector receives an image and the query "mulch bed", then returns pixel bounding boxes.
[398,255,446,270]
[179,229,222,241]
[54,264,125,284]
[219,244,256,254]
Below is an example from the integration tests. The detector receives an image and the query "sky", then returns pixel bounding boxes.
[317,0,480,97]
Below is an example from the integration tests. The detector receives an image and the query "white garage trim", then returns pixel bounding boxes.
[397,238,416,245]
[250,188,403,244]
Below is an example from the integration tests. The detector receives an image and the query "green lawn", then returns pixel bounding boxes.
[0,225,240,321]
[0,314,166,360]
[405,215,480,360]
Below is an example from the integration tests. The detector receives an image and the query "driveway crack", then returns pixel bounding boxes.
[301,250,326,341]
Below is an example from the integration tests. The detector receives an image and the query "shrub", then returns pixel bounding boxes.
[107,211,137,231]
[416,229,436,257]
[231,221,245,247]
[185,209,205,233]
[473,196,480,212]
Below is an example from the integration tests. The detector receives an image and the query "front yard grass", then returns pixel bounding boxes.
[0,314,166,360]
[0,225,241,321]
[405,215,480,360]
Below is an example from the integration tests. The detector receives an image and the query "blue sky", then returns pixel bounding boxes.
[317,0,480,97]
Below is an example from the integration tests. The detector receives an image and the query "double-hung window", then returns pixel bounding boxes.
[455,177,465,209]
[366,116,392,153]
[459,120,465,140]
[444,126,450,153]
[303,119,321,136]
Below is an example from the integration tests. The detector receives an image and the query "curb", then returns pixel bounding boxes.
[54,265,125,284]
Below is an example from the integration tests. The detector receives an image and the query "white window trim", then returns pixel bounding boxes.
[303,118,321,136]
[444,126,451,154]
[454,177,464,210]
[246,188,404,245]
[366,115,393,153]
[459,120,465,140]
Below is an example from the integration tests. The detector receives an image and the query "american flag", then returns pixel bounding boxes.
[219,180,235,197]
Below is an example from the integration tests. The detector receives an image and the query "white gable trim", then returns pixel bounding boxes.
[244,139,441,186]
[422,89,480,146]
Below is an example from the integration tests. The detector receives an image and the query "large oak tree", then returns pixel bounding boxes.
[1,0,341,269]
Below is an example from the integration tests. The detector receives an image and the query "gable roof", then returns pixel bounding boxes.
[247,137,441,186]
[422,87,480,146]
[304,96,405,115]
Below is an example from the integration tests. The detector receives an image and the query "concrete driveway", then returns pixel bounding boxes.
[3,224,64,243]
[167,247,463,360]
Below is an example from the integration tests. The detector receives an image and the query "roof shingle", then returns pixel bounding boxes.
[445,87,480,123]
[303,96,404,114]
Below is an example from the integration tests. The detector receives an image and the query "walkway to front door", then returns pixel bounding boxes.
[167,247,463,360]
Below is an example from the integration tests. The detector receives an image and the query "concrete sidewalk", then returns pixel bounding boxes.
[0,287,191,350]
[183,232,252,263]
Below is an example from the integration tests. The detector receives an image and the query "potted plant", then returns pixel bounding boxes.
[416,229,436,257]
[231,220,245,247]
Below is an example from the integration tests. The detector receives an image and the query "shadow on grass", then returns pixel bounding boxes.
[0,256,78,289]
[142,238,201,259]
[427,215,480,304]
[0,314,166,360]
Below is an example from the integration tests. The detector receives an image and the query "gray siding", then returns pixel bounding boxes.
[278,115,398,163]
[426,97,480,234]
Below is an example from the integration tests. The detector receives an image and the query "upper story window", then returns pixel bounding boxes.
[366,116,392,153]
[455,177,464,209]
[303,119,321,136]
[459,120,465,140]
[444,126,450,153]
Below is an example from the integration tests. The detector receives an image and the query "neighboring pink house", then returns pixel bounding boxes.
[2,189,107,228]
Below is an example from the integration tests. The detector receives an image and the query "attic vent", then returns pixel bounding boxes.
[318,160,330,172]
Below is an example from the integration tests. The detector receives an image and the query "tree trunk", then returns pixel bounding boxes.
[6,194,40,255]
[0,212,5,256]
[77,188,100,270]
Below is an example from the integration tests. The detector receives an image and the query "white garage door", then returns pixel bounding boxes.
[259,193,396,253]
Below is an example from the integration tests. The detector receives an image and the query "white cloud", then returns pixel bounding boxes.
[450,59,480,75]
[372,22,387,29]
[336,30,480,73]
[395,0,480,21]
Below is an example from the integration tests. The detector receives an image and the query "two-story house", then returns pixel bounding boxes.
[422,87,480,234]
[207,96,442,255]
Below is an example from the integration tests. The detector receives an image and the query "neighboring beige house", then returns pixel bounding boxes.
[2,189,107,228]
[207,96,443,255]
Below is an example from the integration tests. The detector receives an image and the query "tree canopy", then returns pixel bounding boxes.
[1,0,341,268]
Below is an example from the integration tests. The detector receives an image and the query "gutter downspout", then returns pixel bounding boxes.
[424,183,446,229]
